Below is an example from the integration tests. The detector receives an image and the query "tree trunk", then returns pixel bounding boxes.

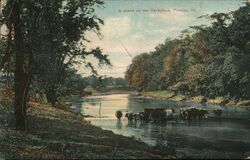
[45,88,57,106]
[13,0,29,131]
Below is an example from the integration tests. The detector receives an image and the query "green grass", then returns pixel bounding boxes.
[141,91,250,107]
[142,91,176,99]
[142,91,187,101]
[0,101,175,159]
[169,95,186,101]
[207,97,229,105]
[236,100,250,106]
[188,96,207,103]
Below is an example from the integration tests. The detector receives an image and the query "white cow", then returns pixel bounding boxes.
[164,109,175,120]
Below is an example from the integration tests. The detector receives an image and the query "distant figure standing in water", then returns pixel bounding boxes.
[116,110,123,121]
[99,102,102,118]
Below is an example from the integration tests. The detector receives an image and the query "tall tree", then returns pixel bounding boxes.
[28,0,110,105]
[1,0,108,131]
[126,2,250,100]
[125,53,150,92]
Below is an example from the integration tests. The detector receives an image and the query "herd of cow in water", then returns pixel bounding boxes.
[115,107,223,124]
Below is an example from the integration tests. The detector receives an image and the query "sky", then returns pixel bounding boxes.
[77,0,246,78]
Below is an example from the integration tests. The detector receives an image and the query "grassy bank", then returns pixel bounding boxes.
[0,101,175,159]
[141,91,250,107]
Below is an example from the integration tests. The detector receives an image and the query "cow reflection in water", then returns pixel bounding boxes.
[125,107,211,126]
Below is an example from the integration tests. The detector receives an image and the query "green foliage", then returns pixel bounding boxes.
[1,0,111,105]
[0,0,112,130]
[83,76,128,91]
[126,3,250,100]
[125,53,151,91]
[26,0,110,105]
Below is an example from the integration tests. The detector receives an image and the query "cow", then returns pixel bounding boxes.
[197,109,209,120]
[185,108,199,120]
[125,112,134,123]
[179,108,188,120]
[138,112,146,124]
[213,109,223,119]
[149,108,166,123]
[133,113,140,124]
[184,108,208,121]
[165,109,175,121]
[144,109,154,123]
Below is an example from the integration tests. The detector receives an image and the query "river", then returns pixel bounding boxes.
[69,93,250,159]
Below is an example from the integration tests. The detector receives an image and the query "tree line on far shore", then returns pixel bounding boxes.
[126,3,250,100]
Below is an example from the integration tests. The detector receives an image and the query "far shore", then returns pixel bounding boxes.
[68,88,250,108]
[85,88,250,108]
[136,91,250,107]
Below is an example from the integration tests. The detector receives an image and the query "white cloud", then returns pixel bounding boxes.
[84,16,132,53]
[85,27,154,55]
[82,14,187,78]
[121,34,159,54]
[153,27,181,34]
[102,16,131,38]
[75,53,132,78]
[149,9,191,23]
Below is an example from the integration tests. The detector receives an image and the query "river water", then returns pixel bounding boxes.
[70,93,250,159]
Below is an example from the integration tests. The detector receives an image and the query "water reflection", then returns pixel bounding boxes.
[115,120,122,129]
[70,94,250,158]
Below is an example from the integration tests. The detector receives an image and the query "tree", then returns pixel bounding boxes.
[27,0,110,105]
[126,2,250,100]
[0,0,108,131]
[125,53,150,92]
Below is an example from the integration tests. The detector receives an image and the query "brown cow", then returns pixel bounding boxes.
[184,108,208,121]
[144,109,154,123]
[213,109,223,119]
[185,108,199,120]
[179,108,188,120]
[197,109,209,120]
[138,112,146,123]
[149,108,166,123]
[125,112,134,123]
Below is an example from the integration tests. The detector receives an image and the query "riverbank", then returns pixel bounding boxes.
[69,85,136,98]
[91,85,136,96]
[67,93,250,159]
[140,91,250,107]
[0,101,175,159]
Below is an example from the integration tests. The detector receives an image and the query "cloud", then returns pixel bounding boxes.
[102,16,131,38]
[153,27,181,34]
[149,9,191,23]
[82,14,188,78]
[76,1,243,78]
[84,16,132,53]
[75,53,132,78]
[85,23,155,55]
[120,33,161,54]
